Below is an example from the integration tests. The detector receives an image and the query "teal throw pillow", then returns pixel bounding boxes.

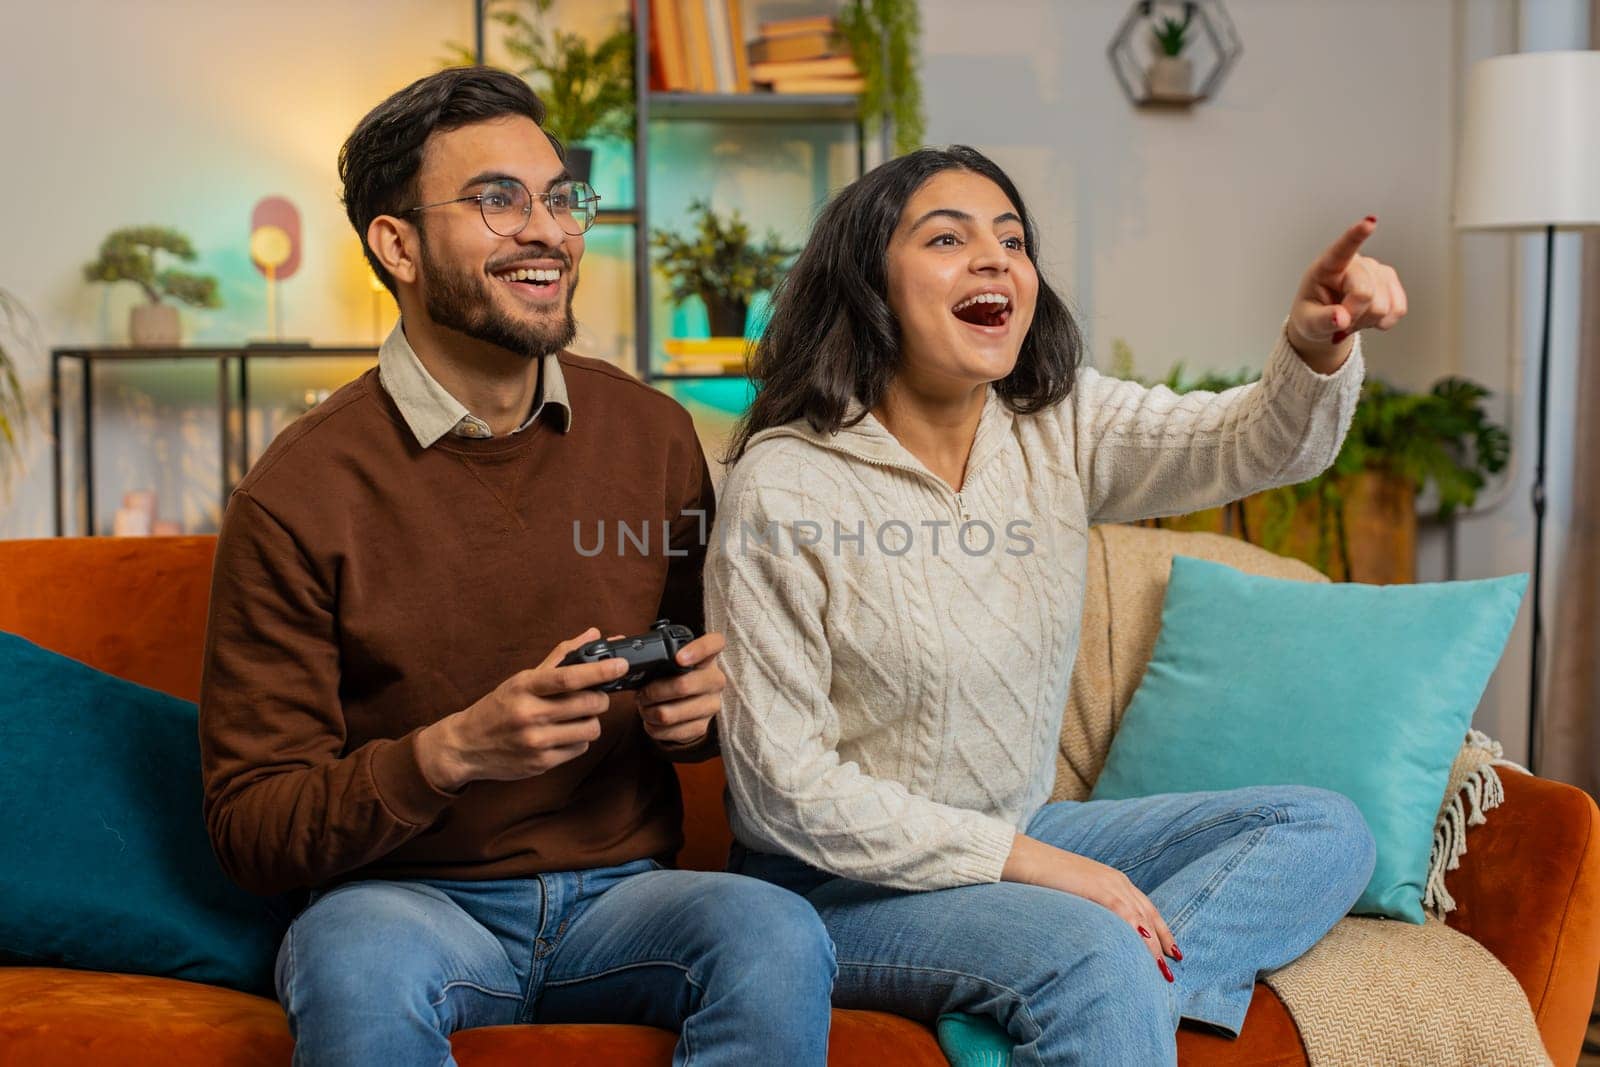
[1089,556,1527,923]
[0,631,289,995]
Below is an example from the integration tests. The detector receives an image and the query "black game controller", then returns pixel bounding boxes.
[559,619,697,692]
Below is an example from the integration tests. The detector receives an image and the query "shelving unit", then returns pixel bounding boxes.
[629,4,876,384]
[476,0,890,384]
[50,345,378,536]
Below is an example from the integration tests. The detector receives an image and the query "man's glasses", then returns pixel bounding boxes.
[403,178,601,238]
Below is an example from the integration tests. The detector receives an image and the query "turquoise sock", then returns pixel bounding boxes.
[935,1012,1014,1067]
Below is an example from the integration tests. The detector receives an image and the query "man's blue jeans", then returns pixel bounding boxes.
[732,785,1376,1067]
[276,858,837,1066]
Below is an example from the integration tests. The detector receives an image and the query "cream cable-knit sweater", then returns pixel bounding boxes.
[705,328,1365,891]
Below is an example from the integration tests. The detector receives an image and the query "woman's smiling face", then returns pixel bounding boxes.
[884,168,1039,393]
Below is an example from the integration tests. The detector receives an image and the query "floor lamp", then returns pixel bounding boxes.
[1453,50,1600,773]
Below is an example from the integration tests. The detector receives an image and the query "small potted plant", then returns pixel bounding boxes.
[453,0,634,184]
[83,227,221,347]
[1145,3,1195,102]
[651,201,794,338]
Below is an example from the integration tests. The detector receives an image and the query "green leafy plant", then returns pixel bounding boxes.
[651,201,794,336]
[0,288,33,497]
[1114,339,1510,576]
[446,0,634,147]
[840,0,925,155]
[1152,7,1194,57]
[82,227,221,308]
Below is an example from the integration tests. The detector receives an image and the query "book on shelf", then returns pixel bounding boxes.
[725,0,753,92]
[663,337,750,357]
[651,0,757,94]
[703,0,737,92]
[651,0,689,91]
[679,0,716,92]
[748,29,844,65]
[661,360,747,376]
[764,76,865,95]
[749,55,858,83]
[758,14,836,37]
[661,336,750,375]
[652,3,849,97]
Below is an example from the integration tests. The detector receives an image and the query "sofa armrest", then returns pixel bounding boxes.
[1443,767,1600,1065]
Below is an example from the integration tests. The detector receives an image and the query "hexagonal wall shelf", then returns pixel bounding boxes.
[1108,0,1243,109]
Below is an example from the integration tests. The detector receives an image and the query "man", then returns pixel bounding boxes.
[199,66,834,1066]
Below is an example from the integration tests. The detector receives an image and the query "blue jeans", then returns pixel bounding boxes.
[276,858,836,1067]
[731,785,1376,1067]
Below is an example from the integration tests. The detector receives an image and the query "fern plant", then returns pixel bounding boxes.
[447,0,634,147]
[840,0,925,155]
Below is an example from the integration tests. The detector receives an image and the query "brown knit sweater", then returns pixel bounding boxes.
[200,355,716,896]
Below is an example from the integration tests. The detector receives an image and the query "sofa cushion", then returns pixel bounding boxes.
[0,967,1309,1066]
[0,631,288,996]
[0,968,955,1066]
[1089,555,1527,922]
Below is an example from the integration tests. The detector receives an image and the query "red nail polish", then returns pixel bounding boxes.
[1331,331,1348,344]
[1159,959,1174,982]
[1364,215,1377,223]
[1138,926,1152,939]
[1170,944,1183,961]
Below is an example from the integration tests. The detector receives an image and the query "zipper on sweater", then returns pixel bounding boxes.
[955,490,971,523]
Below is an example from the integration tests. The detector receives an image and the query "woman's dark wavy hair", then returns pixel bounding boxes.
[724,144,1083,464]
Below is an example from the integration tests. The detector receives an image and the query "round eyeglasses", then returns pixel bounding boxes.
[403,178,601,238]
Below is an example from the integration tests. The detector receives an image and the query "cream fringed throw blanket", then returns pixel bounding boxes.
[1055,524,1551,1066]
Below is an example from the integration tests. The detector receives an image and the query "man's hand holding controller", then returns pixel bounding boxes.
[417,628,626,792]
[417,625,725,792]
[634,630,725,747]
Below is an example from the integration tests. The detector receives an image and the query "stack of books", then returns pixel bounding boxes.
[661,337,751,376]
[746,15,863,95]
[649,5,862,97]
[649,0,753,93]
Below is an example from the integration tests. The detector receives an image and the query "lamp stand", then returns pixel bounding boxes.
[1527,223,1555,774]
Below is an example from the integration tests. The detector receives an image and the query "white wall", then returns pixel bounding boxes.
[922,0,1456,397]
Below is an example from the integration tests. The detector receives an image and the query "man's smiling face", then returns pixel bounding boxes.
[408,115,583,360]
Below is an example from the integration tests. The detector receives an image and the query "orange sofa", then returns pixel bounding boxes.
[1,534,1598,1066]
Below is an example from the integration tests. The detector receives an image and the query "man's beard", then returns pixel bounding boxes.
[417,234,577,360]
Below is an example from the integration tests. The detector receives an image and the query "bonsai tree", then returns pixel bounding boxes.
[841,0,926,155]
[0,288,33,498]
[651,201,794,337]
[446,0,634,148]
[82,227,221,309]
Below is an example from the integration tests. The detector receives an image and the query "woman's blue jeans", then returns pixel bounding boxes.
[275,858,837,1067]
[732,785,1376,1067]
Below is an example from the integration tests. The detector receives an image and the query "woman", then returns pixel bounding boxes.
[705,146,1402,1065]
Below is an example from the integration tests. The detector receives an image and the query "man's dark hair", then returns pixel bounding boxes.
[725,144,1083,464]
[339,66,563,296]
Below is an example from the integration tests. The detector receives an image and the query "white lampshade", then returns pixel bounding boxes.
[1453,50,1600,231]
